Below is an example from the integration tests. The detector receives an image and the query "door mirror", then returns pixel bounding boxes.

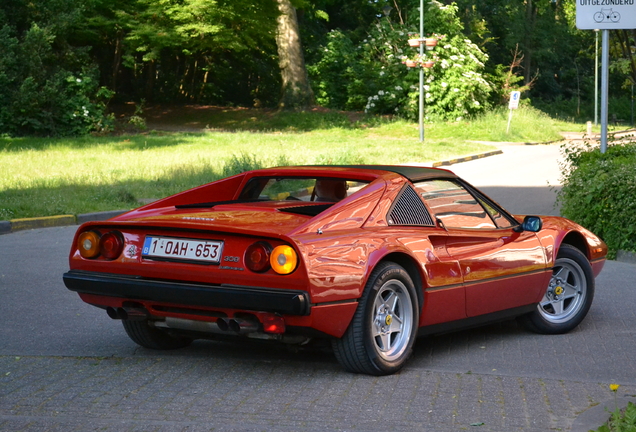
[513,216,543,233]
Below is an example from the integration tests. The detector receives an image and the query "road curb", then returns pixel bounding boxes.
[432,149,503,167]
[10,215,77,232]
[0,210,129,235]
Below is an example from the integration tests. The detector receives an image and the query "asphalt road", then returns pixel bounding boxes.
[1,143,635,431]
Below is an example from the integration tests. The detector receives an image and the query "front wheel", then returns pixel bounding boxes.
[519,244,594,334]
[122,320,193,350]
[332,262,419,375]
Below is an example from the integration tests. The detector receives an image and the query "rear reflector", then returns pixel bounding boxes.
[262,314,286,334]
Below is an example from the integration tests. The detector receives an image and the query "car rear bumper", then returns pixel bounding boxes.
[63,270,310,316]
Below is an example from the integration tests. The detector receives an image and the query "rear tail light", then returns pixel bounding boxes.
[245,241,272,272]
[270,245,298,275]
[100,231,125,260]
[78,231,101,259]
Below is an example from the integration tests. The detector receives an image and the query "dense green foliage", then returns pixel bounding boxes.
[308,2,492,121]
[0,0,635,136]
[558,138,636,258]
[0,0,113,136]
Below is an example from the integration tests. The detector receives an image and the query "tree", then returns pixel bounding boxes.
[275,0,314,109]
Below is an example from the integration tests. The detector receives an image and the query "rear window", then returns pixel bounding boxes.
[239,177,369,202]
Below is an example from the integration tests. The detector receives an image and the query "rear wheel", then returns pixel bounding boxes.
[519,244,594,334]
[332,262,419,375]
[122,320,193,350]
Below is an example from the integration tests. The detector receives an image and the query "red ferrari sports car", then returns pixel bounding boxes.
[63,165,607,375]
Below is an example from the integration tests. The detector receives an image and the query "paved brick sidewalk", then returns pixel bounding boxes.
[2,353,634,432]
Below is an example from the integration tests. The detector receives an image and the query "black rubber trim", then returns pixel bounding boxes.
[63,270,310,316]
[417,304,536,337]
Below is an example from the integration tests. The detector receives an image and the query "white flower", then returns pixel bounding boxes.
[373,95,379,100]
[395,85,403,91]
[453,88,459,92]
[390,93,396,98]
[394,107,399,111]
[423,85,430,91]
[378,90,385,95]
[397,48,403,53]
[379,71,385,76]
[425,92,431,99]
[76,78,82,83]
[370,102,376,107]
[450,55,458,60]
[474,101,480,106]
[441,82,448,88]
[456,116,463,121]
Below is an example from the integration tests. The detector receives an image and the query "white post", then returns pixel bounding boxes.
[507,109,513,134]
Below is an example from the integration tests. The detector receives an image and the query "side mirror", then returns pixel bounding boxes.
[513,216,543,233]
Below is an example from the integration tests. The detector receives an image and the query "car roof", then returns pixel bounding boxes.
[248,165,457,182]
[325,165,457,182]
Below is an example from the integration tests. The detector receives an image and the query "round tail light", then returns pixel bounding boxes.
[78,231,101,259]
[100,231,125,260]
[245,241,272,273]
[270,245,298,275]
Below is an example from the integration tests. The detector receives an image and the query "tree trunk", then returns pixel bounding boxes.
[275,0,314,109]
[523,0,536,85]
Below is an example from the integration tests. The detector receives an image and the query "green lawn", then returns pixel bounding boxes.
[0,106,569,220]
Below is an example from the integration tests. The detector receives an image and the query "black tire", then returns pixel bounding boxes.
[519,244,594,334]
[122,320,193,350]
[332,262,419,375]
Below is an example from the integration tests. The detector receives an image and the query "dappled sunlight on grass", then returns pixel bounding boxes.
[1,106,577,219]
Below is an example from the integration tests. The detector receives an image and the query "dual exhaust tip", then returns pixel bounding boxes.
[106,306,259,335]
[216,317,259,334]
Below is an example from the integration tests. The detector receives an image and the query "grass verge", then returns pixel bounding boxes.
[1,106,567,220]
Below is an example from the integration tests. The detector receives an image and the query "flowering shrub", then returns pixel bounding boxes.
[308,1,492,121]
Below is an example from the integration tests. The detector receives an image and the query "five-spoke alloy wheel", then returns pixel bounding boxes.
[332,262,419,375]
[520,244,594,334]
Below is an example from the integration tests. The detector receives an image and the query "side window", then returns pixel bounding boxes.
[476,196,515,229]
[414,179,496,229]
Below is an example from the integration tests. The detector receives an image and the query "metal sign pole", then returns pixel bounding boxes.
[595,29,599,126]
[419,0,424,142]
[600,29,609,153]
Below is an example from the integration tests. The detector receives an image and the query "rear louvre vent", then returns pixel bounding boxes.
[389,185,434,226]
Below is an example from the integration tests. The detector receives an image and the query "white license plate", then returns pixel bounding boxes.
[142,236,223,263]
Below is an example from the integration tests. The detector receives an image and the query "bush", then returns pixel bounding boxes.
[557,138,636,258]
[307,1,492,121]
[0,15,113,136]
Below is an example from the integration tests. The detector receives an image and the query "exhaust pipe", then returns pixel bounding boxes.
[106,306,148,321]
[228,318,259,334]
[216,318,229,331]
